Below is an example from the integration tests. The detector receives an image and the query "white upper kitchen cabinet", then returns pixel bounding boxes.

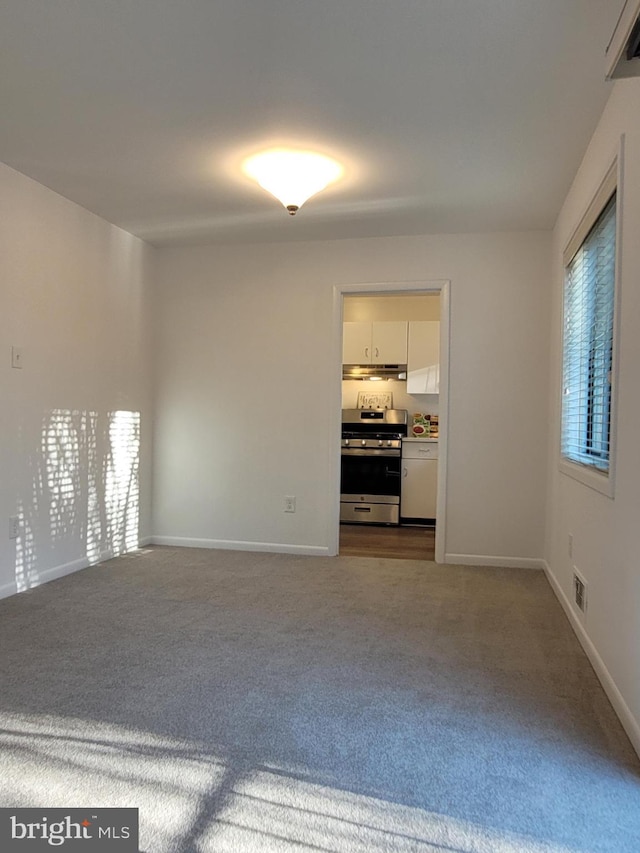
[342,322,372,364]
[343,321,408,364]
[407,321,440,394]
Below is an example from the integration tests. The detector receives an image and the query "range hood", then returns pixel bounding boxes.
[342,364,407,381]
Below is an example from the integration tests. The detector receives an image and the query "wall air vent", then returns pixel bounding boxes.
[573,570,588,614]
[606,0,640,79]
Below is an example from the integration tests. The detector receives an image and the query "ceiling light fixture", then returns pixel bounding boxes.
[242,148,342,215]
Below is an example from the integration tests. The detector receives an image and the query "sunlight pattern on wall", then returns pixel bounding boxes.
[85,411,101,565]
[15,499,37,594]
[104,410,140,556]
[14,409,141,589]
[44,410,83,542]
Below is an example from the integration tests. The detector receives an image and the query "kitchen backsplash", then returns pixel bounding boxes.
[342,379,439,416]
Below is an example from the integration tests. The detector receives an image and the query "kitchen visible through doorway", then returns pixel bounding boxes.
[339,290,441,560]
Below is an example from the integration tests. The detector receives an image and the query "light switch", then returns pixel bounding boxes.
[11,346,23,369]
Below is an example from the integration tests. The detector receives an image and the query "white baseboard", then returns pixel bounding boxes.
[0,556,91,601]
[0,579,18,600]
[444,553,545,569]
[0,538,155,601]
[38,555,90,584]
[99,537,153,559]
[543,559,640,759]
[97,549,115,563]
[151,535,330,557]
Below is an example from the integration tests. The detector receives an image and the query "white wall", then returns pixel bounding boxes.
[152,231,551,563]
[0,162,153,599]
[545,78,640,752]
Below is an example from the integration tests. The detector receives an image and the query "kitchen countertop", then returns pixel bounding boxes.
[403,436,439,443]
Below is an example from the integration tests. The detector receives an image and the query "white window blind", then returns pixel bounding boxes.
[561,191,616,473]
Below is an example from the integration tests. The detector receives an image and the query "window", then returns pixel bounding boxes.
[561,163,618,494]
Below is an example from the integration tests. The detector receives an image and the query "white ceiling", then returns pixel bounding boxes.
[0,1,621,246]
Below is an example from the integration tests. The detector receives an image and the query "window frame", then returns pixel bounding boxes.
[558,145,623,498]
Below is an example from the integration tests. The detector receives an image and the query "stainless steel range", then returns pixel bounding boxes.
[340,408,408,525]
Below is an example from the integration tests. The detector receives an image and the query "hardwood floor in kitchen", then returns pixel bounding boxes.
[339,523,435,560]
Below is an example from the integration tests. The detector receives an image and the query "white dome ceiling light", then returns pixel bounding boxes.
[242,148,343,215]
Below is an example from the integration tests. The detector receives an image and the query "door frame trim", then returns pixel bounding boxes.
[331,279,451,562]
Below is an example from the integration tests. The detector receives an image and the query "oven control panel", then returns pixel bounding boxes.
[341,436,402,450]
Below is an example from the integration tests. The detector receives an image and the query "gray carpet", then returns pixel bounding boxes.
[0,546,639,852]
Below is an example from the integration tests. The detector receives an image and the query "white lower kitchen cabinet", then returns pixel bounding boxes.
[401,440,438,521]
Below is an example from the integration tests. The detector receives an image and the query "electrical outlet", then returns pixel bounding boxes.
[284,495,296,513]
[9,516,20,540]
[568,533,573,558]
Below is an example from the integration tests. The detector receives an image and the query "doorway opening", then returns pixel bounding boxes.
[330,280,450,562]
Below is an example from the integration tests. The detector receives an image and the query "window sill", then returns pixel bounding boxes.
[559,457,614,498]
